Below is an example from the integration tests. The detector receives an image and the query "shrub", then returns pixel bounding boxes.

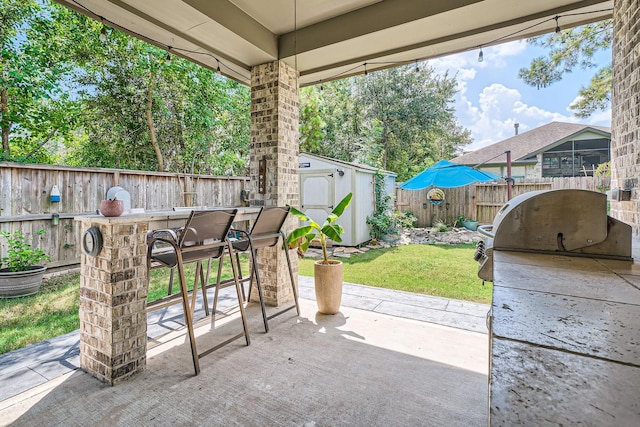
[0,229,50,272]
[366,171,417,238]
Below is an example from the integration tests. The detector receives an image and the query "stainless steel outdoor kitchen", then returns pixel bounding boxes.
[475,189,640,425]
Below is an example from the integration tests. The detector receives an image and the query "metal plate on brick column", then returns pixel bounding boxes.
[82,226,103,256]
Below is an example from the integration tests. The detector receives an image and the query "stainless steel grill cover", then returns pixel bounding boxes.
[477,189,632,281]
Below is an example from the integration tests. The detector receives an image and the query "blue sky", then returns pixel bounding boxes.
[427,40,612,151]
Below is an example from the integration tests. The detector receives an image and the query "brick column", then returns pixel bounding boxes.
[78,218,148,385]
[249,60,299,306]
[611,0,640,235]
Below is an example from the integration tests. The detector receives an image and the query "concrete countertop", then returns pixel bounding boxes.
[489,250,640,425]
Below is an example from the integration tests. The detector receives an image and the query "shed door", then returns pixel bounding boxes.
[300,170,335,224]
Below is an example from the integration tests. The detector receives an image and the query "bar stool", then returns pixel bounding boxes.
[147,209,250,375]
[212,206,300,333]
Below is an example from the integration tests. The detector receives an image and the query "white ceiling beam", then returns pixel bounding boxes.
[278,0,483,58]
[183,0,278,59]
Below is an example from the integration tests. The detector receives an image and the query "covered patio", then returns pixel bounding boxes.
[0,280,489,426]
[5,0,639,424]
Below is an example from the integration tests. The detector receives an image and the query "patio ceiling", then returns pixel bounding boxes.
[56,0,612,86]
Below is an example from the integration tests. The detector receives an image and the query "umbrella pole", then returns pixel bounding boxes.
[506,150,513,200]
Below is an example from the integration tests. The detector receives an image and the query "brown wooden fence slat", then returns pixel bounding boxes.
[395,185,474,228]
[0,162,249,268]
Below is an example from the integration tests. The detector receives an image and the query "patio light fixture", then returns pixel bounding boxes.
[477,48,483,63]
[555,16,561,33]
[166,47,172,64]
[99,25,107,42]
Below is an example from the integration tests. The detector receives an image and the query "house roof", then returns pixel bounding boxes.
[300,152,397,177]
[452,122,611,166]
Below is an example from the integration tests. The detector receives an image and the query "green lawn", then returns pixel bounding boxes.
[0,244,489,355]
[299,244,491,304]
[0,273,81,355]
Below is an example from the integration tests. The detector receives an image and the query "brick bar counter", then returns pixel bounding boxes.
[76,208,259,385]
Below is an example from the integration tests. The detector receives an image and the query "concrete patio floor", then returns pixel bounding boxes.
[0,279,489,426]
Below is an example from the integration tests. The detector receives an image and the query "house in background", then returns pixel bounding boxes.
[453,122,611,179]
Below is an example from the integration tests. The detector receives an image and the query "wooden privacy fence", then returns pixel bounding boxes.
[0,162,249,269]
[396,185,475,228]
[396,176,610,227]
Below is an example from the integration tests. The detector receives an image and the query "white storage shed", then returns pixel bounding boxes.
[298,153,396,246]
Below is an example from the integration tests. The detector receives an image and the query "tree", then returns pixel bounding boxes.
[0,0,90,161]
[299,64,471,180]
[356,66,469,175]
[2,0,250,175]
[298,87,325,153]
[67,22,250,174]
[518,20,612,118]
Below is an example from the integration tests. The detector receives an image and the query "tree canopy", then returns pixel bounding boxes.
[299,65,471,180]
[0,0,90,161]
[1,0,250,174]
[518,20,612,118]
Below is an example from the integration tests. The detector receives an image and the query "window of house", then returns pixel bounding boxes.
[542,156,559,169]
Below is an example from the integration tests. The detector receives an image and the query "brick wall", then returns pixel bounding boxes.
[611,0,640,234]
[78,219,148,384]
[249,61,299,306]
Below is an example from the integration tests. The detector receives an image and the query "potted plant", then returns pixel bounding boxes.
[454,215,479,231]
[99,196,124,217]
[0,229,50,298]
[286,193,353,314]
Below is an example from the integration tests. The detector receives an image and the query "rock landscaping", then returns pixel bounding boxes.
[303,227,484,258]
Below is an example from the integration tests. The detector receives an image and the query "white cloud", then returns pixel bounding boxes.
[568,94,583,110]
[457,68,477,82]
[587,109,612,127]
[430,51,477,71]
[430,40,526,72]
[567,96,612,127]
[457,83,574,150]
[474,41,529,68]
[491,40,527,58]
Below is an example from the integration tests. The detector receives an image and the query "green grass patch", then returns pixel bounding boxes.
[0,273,81,355]
[299,244,491,304]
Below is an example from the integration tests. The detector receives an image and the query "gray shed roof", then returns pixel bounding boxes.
[452,122,611,166]
[300,152,397,176]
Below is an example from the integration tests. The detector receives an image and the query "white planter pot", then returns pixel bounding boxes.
[0,265,47,298]
[314,260,343,314]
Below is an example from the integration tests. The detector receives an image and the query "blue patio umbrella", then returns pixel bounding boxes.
[399,159,500,189]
